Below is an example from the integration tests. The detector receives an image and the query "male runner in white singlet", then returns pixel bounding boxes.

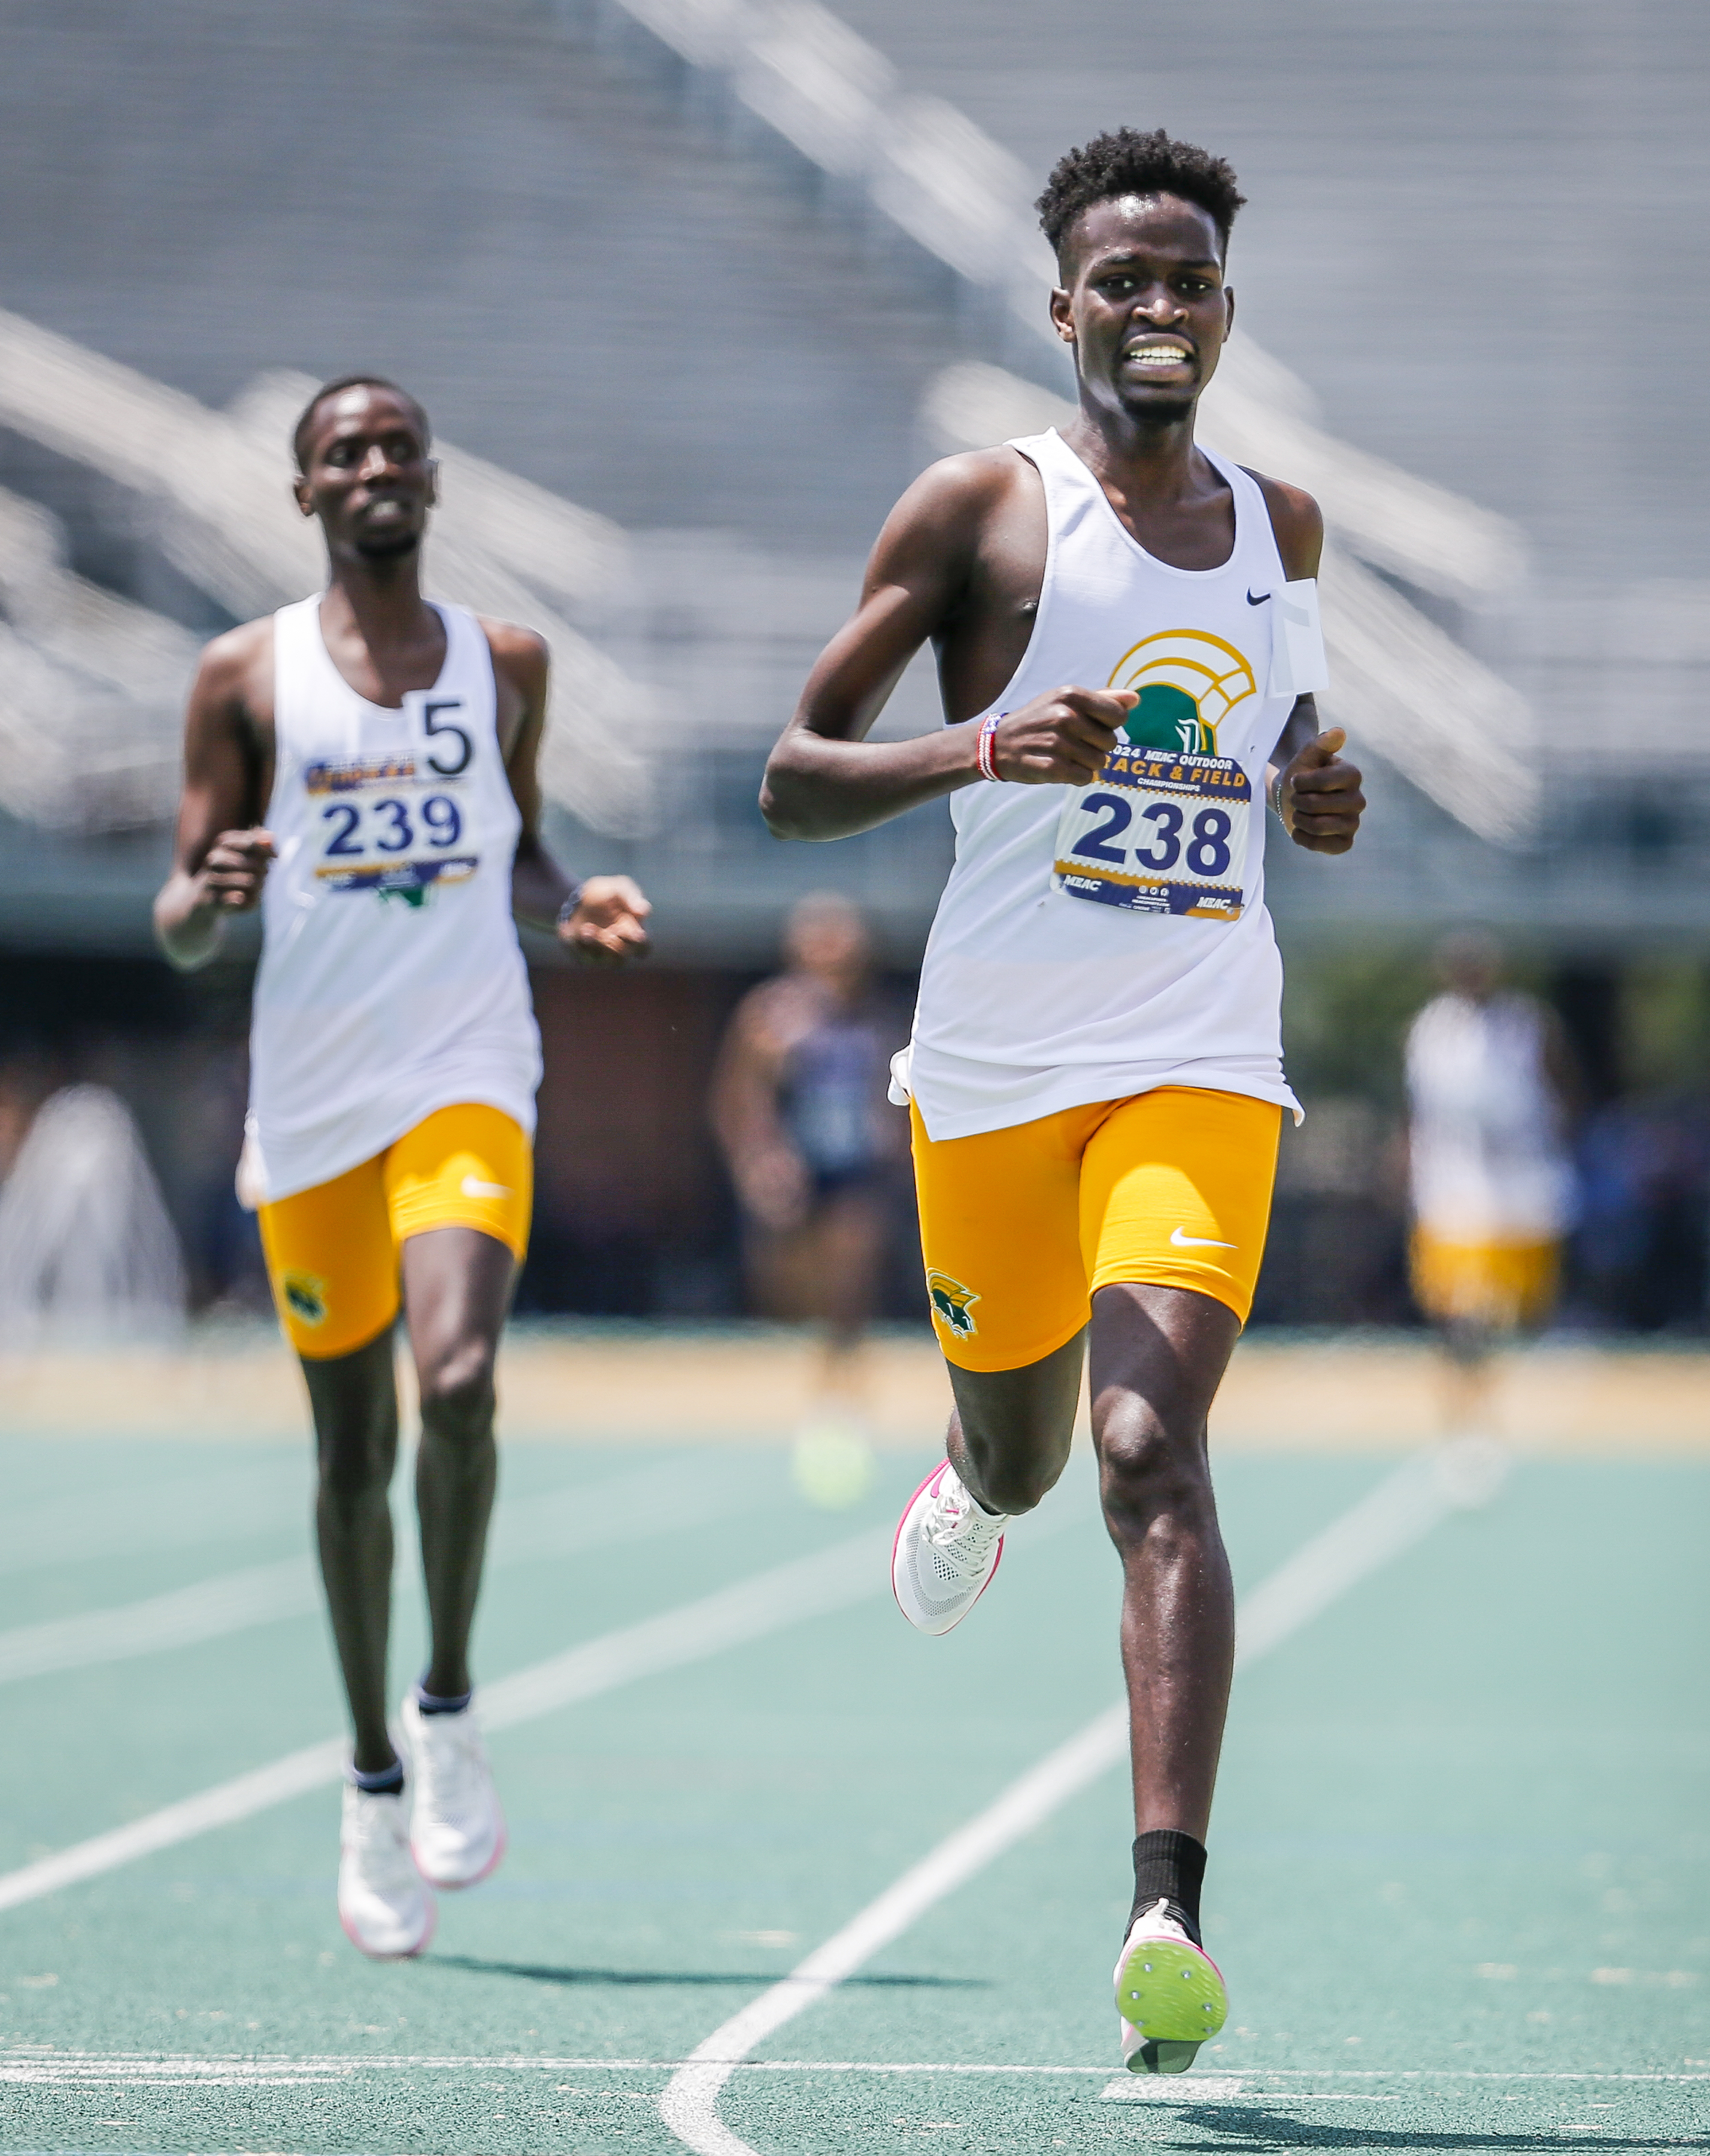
[761,132,1365,2071]
[155,378,650,1958]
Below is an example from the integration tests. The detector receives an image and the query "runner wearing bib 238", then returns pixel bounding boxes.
[759,130,1365,2076]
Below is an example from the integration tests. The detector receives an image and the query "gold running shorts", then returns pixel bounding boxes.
[910,1085,1282,1373]
[257,1102,533,1359]
[1409,1228,1560,1333]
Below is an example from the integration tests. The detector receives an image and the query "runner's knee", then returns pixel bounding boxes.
[316,1422,396,1510]
[416,1339,498,1439]
[1094,1403,1213,1538]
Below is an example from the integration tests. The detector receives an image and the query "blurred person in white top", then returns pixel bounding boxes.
[1405,931,1578,1428]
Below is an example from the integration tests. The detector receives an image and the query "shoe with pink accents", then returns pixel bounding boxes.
[337,1784,435,1960]
[892,1460,1008,1635]
[399,1692,507,1889]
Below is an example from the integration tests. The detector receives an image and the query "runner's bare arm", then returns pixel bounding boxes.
[153,623,275,973]
[492,621,651,966]
[762,454,1137,841]
[1251,476,1366,856]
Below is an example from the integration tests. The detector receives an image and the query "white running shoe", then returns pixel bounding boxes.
[337,1785,435,1960]
[399,1692,507,1889]
[1114,1898,1229,2075]
[892,1460,1008,1635]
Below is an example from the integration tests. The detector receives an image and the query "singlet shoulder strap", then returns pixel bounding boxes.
[271,592,324,665]
[1200,445,1288,574]
[435,600,499,701]
[271,593,333,749]
[1005,426,1093,490]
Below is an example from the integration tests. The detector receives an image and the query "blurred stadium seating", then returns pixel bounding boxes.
[0,0,1705,1326]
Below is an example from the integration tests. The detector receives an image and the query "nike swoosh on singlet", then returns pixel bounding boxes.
[1170,1226,1237,1249]
[1245,588,1271,605]
[460,1176,513,1200]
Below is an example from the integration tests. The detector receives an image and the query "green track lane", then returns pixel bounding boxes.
[0,1438,1700,2154]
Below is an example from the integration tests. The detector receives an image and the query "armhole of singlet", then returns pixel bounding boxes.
[1230,459,1296,585]
[968,433,1059,722]
[448,603,505,746]
[261,602,300,829]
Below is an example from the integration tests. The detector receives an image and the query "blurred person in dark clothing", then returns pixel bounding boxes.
[1405,932,1578,1428]
[712,893,908,1491]
[1573,1094,1710,1331]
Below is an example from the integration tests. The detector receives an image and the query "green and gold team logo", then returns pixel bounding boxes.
[281,1270,328,1328]
[926,1270,981,1340]
[1107,629,1258,756]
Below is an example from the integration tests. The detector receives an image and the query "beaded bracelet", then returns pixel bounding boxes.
[977,711,1006,782]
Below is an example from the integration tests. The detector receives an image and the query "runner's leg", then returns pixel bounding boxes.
[259,1158,402,1778]
[302,1336,401,1775]
[400,1225,516,1700]
[1088,1282,1239,1840]
[945,1334,1086,1514]
[1078,1088,1279,1836]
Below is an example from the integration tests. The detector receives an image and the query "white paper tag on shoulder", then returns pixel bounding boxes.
[1266,577,1329,700]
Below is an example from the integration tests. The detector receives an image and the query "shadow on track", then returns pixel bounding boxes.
[1174,2109,1708,2152]
[426,1952,985,1990]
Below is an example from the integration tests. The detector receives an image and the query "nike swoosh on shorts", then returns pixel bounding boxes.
[460,1176,513,1200]
[1170,1226,1237,1249]
[1245,588,1271,605]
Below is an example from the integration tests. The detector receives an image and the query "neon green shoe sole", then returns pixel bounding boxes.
[1114,1924,1229,2075]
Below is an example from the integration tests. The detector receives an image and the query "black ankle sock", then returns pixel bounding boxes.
[414,1681,472,1716]
[1128,1829,1208,1948]
[350,1759,404,1795]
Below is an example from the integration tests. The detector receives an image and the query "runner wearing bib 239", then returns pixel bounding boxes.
[758,130,1366,2077]
[154,377,650,1963]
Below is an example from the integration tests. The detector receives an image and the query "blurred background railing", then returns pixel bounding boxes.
[0,0,1706,1337]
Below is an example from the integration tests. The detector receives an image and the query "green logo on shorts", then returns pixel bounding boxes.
[926,1270,980,1340]
[282,1270,328,1327]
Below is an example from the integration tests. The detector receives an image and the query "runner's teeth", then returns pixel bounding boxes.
[1130,347,1189,365]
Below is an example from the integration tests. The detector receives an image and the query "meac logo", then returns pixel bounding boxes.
[1106,630,1259,756]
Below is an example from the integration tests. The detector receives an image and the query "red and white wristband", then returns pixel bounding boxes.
[977,711,1006,782]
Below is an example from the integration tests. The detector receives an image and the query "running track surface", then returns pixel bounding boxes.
[0,1410,1704,2154]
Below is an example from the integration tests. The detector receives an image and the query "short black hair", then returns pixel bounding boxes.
[292,376,430,471]
[1036,128,1246,268]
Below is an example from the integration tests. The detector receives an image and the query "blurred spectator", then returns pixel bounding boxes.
[711,894,909,1498]
[1405,933,1578,1428]
[1571,1094,1710,1332]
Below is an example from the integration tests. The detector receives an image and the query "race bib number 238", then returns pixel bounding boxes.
[1052,747,1251,922]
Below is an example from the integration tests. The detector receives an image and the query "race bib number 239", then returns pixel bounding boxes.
[1052,747,1251,922]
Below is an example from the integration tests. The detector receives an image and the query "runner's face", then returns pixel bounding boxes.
[295,387,435,559]
[1053,195,1232,420]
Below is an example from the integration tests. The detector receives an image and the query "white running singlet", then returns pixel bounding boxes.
[897,429,1314,1142]
[246,596,543,1203]
[1405,991,1575,1243]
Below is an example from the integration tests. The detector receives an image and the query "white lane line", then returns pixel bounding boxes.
[0,1457,754,1689]
[0,1560,317,1686]
[1103,2078,1395,2101]
[660,1443,1499,2156]
[5,2052,1703,2088]
[0,1524,892,1916]
[0,1462,309,1580]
